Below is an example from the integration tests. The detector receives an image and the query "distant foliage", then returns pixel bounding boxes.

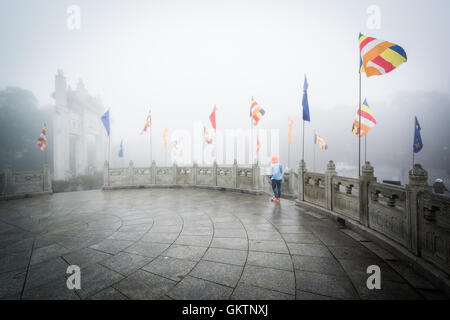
[52,172,103,193]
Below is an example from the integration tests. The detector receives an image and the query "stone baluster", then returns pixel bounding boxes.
[213,161,218,187]
[406,163,431,255]
[288,168,296,195]
[152,160,157,185]
[359,161,376,227]
[193,162,198,186]
[43,162,52,193]
[172,162,177,185]
[297,160,307,201]
[252,161,260,190]
[325,160,337,210]
[129,161,134,186]
[232,159,237,189]
[103,161,109,188]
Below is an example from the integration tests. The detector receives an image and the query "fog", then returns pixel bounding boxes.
[0,0,449,185]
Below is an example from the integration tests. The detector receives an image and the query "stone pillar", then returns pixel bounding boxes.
[288,168,296,195]
[5,166,13,194]
[173,162,177,185]
[129,161,134,186]
[212,161,218,187]
[359,161,376,227]
[232,159,238,188]
[103,160,109,188]
[325,160,337,210]
[152,160,157,185]
[43,162,52,193]
[252,161,260,190]
[297,160,307,201]
[406,163,431,255]
[193,162,198,185]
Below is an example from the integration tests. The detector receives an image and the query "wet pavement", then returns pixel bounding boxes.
[0,188,447,300]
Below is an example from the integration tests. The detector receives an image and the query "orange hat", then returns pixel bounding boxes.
[271,156,279,163]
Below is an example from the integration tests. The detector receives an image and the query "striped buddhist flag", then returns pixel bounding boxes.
[359,33,407,77]
[36,123,47,152]
[352,99,376,137]
[315,132,328,150]
[250,97,265,126]
[140,110,151,135]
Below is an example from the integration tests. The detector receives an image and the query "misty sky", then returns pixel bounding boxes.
[1,0,449,180]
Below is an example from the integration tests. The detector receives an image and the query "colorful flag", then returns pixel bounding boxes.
[118,139,123,158]
[101,109,110,136]
[413,116,423,153]
[250,97,265,126]
[204,126,213,145]
[163,128,168,149]
[359,33,407,77]
[209,105,217,132]
[36,123,47,152]
[256,136,260,154]
[140,110,151,135]
[352,99,376,137]
[302,75,310,122]
[315,132,328,150]
[288,117,294,145]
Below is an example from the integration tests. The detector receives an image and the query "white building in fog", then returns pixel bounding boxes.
[52,69,106,180]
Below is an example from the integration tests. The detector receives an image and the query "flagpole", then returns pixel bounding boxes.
[313,131,316,172]
[358,71,362,177]
[250,97,253,166]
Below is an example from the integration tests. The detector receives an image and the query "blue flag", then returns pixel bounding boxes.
[118,139,123,158]
[302,75,310,122]
[413,116,423,153]
[101,109,110,136]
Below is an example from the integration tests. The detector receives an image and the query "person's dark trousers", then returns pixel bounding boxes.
[271,179,282,198]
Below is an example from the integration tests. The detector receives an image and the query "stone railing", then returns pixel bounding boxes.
[104,160,298,198]
[104,160,258,193]
[296,160,450,279]
[0,163,52,199]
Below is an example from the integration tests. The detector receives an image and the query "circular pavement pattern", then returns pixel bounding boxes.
[0,188,446,300]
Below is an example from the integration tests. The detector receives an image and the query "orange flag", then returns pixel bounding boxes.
[288,117,294,145]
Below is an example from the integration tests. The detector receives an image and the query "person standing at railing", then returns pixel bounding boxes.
[270,156,283,202]
[433,178,449,195]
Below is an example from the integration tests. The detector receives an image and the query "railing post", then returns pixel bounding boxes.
[253,161,260,190]
[232,159,237,189]
[359,161,376,227]
[298,160,307,201]
[43,162,52,193]
[129,161,134,186]
[151,160,157,185]
[325,160,337,210]
[103,160,109,188]
[288,168,296,195]
[193,162,198,186]
[173,162,177,185]
[406,163,431,255]
[213,161,218,187]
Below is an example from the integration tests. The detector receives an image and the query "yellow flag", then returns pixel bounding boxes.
[288,118,294,145]
[163,128,168,149]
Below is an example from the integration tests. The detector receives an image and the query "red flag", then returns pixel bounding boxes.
[209,105,217,132]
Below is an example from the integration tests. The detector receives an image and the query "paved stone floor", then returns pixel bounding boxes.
[0,188,447,300]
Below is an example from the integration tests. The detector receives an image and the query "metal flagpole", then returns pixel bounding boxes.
[302,120,305,163]
[358,72,362,177]
[313,130,316,172]
[149,110,152,166]
[250,97,253,166]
